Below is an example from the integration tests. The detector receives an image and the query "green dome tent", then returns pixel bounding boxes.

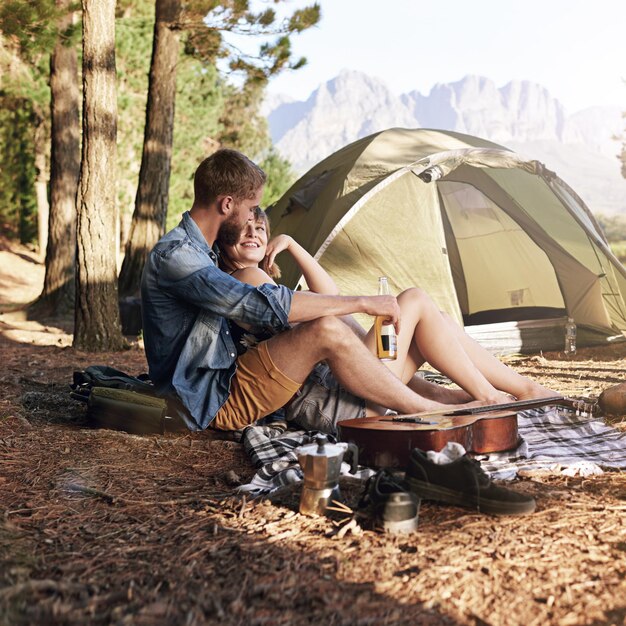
[266,128,626,354]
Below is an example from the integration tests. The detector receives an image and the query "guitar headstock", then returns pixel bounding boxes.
[562,397,599,418]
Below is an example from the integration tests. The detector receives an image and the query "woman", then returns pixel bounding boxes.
[218,207,341,356]
[219,208,339,295]
[219,209,554,413]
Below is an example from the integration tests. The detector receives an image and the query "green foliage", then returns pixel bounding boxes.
[171,0,321,207]
[182,1,320,80]
[0,4,53,244]
[167,57,224,230]
[0,0,61,60]
[260,148,295,208]
[0,101,38,243]
[289,5,321,33]
[0,1,61,131]
[166,66,296,228]
[115,4,155,218]
[596,214,626,243]
[610,241,626,263]
[1,0,308,244]
[115,3,296,233]
[218,81,268,155]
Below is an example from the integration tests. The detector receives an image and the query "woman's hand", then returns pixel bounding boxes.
[264,234,340,296]
[264,234,293,272]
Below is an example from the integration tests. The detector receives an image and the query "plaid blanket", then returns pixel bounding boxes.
[480,406,626,479]
[238,421,374,495]
[239,407,626,494]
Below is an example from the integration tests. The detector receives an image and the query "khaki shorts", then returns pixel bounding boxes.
[212,342,366,434]
[284,362,366,435]
[212,342,301,431]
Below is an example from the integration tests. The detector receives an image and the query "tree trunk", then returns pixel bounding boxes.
[35,171,49,259]
[117,0,181,298]
[74,0,125,351]
[33,118,50,260]
[35,3,80,316]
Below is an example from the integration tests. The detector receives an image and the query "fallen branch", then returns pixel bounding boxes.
[63,484,115,504]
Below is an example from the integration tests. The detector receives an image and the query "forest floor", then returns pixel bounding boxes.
[1,237,625,626]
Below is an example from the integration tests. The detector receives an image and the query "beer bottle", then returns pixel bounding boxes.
[375,277,398,361]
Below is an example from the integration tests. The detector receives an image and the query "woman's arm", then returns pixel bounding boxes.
[264,235,340,295]
[230,266,276,289]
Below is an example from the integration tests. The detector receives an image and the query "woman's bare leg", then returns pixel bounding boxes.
[347,312,469,404]
[392,330,473,403]
[340,314,469,410]
[436,309,555,400]
[363,288,507,403]
[363,288,554,402]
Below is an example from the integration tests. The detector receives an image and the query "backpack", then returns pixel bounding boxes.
[70,365,186,435]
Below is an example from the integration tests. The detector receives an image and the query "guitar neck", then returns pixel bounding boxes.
[449,395,567,416]
[406,395,574,420]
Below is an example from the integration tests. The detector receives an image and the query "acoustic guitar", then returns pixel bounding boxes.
[337,396,594,469]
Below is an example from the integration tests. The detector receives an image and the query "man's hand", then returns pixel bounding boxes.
[264,234,293,271]
[361,295,401,335]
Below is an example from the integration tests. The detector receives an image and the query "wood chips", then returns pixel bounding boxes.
[1,317,625,625]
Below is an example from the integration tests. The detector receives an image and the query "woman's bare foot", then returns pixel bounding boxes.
[515,382,559,401]
[441,387,474,404]
[426,385,474,405]
[473,390,518,406]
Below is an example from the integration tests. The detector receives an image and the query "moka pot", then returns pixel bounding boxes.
[297,434,358,516]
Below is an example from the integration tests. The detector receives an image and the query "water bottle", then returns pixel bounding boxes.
[564,317,577,355]
[375,277,397,361]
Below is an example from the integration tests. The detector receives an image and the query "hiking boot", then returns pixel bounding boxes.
[361,470,420,534]
[405,448,536,516]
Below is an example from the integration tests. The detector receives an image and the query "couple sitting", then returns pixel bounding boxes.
[141,149,554,435]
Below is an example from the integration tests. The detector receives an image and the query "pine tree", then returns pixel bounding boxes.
[35,0,80,316]
[117,0,320,297]
[74,0,125,351]
[0,1,55,248]
[1,0,81,318]
[118,0,182,298]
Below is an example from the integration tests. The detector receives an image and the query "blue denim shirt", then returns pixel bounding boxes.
[141,212,293,430]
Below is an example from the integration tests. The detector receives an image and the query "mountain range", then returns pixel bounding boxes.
[263,71,626,215]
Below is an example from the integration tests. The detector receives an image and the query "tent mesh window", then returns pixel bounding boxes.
[438,181,566,324]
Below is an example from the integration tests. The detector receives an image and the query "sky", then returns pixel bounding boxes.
[233,0,626,114]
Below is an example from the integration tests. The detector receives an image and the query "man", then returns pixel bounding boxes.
[141,149,547,432]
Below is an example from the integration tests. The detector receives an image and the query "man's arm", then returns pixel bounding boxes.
[158,256,292,332]
[228,266,400,333]
[289,291,401,334]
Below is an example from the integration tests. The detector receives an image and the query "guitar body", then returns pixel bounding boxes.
[338,410,519,469]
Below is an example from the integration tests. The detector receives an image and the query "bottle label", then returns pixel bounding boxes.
[375,317,397,361]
